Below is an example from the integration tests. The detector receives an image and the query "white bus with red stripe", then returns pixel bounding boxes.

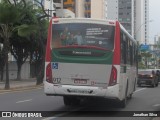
[44,18,137,108]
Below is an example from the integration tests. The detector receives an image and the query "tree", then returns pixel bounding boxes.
[29,0,49,85]
[10,1,38,80]
[0,2,21,89]
[0,0,37,88]
[0,34,4,81]
[0,0,49,87]
[141,52,152,68]
[32,19,48,85]
[10,34,31,80]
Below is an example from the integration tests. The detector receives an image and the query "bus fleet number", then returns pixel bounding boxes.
[53,78,61,84]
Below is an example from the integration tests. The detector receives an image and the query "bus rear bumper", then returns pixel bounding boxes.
[44,81,120,99]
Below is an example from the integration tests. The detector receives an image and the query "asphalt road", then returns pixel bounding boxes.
[0,84,160,120]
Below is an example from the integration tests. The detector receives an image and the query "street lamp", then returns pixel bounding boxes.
[136,20,153,69]
[135,20,153,35]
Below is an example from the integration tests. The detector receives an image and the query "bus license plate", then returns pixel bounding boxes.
[74,79,87,84]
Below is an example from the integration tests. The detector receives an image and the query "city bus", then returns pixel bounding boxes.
[44,18,137,108]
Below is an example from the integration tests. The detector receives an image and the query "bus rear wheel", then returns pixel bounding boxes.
[63,96,80,106]
[119,83,128,108]
[63,96,72,106]
[119,97,127,108]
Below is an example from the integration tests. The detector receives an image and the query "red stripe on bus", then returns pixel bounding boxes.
[58,45,110,51]
[45,18,53,62]
[113,21,121,65]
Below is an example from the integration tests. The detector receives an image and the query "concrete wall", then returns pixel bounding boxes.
[2,62,30,80]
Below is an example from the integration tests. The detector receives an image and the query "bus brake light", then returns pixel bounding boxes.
[46,63,53,83]
[109,66,117,86]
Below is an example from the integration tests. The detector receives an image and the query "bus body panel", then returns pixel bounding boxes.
[51,63,112,87]
[44,18,137,104]
[44,64,125,100]
[119,65,137,98]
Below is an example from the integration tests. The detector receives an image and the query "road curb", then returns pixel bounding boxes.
[152,117,160,120]
[0,84,44,93]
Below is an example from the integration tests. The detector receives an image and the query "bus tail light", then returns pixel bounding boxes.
[109,66,117,86]
[46,63,53,83]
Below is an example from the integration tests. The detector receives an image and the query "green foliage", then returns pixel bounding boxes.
[0,3,20,24]
[15,24,38,37]
[0,0,49,85]
[140,52,152,58]
[138,62,147,69]
[138,54,142,62]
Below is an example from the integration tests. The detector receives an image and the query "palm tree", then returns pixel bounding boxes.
[0,1,38,85]
[0,2,21,89]
[141,52,152,68]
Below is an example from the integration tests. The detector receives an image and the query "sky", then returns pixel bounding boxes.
[149,0,160,43]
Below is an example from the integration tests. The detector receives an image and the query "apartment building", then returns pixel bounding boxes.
[63,0,75,13]
[91,0,106,19]
[106,0,149,44]
[43,0,107,19]
[134,0,149,44]
[119,0,134,36]
[106,0,134,36]
[106,0,118,20]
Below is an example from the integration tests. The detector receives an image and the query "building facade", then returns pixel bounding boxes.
[43,0,107,19]
[119,0,134,36]
[134,0,149,45]
[63,0,75,13]
[25,0,150,45]
[106,0,118,20]
[106,0,149,44]
[106,0,134,36]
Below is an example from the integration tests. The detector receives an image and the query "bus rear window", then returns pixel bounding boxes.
[52,23,115,50]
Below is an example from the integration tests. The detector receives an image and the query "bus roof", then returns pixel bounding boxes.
[52,18,116,26]
[120,23,137,45]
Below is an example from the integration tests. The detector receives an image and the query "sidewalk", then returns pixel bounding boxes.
[0,78,43,92]
[152,118,160,120]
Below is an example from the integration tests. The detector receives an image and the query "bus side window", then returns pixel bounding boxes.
[130,41,133,65]
[133,44,136,65]
[127,38,131,64]
[120,32,126,73]
[120,32,124,63]
[122,34,127,64]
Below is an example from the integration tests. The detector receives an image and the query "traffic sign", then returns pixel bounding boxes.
[140,44,150,51]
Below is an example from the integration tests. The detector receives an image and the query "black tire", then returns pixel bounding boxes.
[151,81,155,88]
[128,93,133,99]
[119,96,127,108]
[72,97,81,106]
[119,83,128,108]
[63,96,80,106]
[63,96,72,106]
[134,79,137,91]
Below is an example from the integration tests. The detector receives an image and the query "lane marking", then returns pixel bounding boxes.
[16,99,32,103]
[135,88,146,93]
